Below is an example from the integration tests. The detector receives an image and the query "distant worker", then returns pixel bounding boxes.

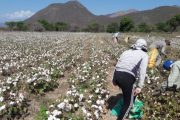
[124,36,130,43]
[112,39,148,120]
[148,39,171,69]
[112,32,120,43]
[154,60,180,95]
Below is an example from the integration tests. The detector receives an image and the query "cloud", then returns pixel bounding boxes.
[5,10,34,19]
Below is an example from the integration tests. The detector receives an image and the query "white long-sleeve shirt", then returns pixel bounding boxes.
[115,49,148,88]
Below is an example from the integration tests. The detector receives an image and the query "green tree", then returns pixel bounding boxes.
[38,19,54,31]
[5,21,28,31]
[106,22,119,33]
[156,22,170,32]
[16,21,28,31]
[86,22,100,32]
[167,14,180,32]
[55,22,69,31]
[119,17,134,32]
[5,21,16,30]
[138,22,152,32]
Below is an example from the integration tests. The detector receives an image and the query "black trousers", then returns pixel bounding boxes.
[113,70,136,120]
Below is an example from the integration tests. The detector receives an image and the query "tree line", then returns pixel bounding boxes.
[5,14,180,33]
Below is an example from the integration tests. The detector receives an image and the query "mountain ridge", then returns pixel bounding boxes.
[25,1,180,30]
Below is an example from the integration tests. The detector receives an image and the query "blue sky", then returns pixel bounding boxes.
[0,0,179,23]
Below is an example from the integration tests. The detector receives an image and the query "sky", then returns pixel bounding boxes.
[0,0,179,23]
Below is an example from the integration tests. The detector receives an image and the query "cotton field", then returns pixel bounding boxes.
[0,32,180,120]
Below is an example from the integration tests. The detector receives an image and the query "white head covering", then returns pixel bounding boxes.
[131,39,147,51]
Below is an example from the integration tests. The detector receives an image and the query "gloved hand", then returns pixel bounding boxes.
[134,87,141,96]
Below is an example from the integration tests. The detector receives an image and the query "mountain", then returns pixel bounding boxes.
[25,1,112,30]
[25,1,180,30]
[118,6,180,25]
[107,9,138,18]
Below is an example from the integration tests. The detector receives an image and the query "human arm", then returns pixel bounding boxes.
[156,54,162,67]
[137,55,149,89]
[161,45,166,55]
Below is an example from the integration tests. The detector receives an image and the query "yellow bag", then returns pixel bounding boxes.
[148,48,159,69]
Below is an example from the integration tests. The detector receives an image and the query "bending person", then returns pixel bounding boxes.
[148,39,170,69]
[112,39,148,120]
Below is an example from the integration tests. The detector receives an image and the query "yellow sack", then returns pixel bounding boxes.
[148,48,159,69]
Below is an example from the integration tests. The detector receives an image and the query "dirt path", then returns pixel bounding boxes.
[102,61,122,120]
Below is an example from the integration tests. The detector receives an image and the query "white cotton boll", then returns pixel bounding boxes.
[27,78,32,83]
[100,100,105,105]
[10,92,16,96]
[79,94,84,101]
[9,101,16,105]
[13,82,17,86]
[94,110,99,119]
[91,105,98,109]
[74,103,79,108]
[98,106,103,112]
[66,90,72,95]
[65,104,72,111]
[46,78,51,82]
[87,100,92,103]
[71,85,76,89]
[96,100,101,105]
[155,77,159,81]
[46,111,50,115]
[106,95,109,99]
[82,107,87,114]
[17,100,20,104]
[89,95,93,99]
[19,93,24,101]
[0,105,6,112]
[7,86,10,90]
[72,80,75,83]
[48,115,56,120]
[57,102,65,109]
[52,109,62,116]
[95,88,99,93]
[86,112,91,117]
[2,88,6,92]
[50,105,54,108]
[147,79,151,84]
[64,99,68,103]
[0,97,4,102]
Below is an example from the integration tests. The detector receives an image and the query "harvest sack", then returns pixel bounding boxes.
[111,97,144,119]
[148,48,159,68]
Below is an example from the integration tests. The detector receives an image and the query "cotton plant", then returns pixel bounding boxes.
[0,32,87,119]
[139,67,180,120]
[46,45,111,120]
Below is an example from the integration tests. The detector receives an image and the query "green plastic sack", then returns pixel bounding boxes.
[111,97,144,119]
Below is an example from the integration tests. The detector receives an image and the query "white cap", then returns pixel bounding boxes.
[132,38,147,51]
[135,39,147,47]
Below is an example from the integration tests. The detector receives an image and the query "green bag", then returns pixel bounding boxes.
[111,97,144,119]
